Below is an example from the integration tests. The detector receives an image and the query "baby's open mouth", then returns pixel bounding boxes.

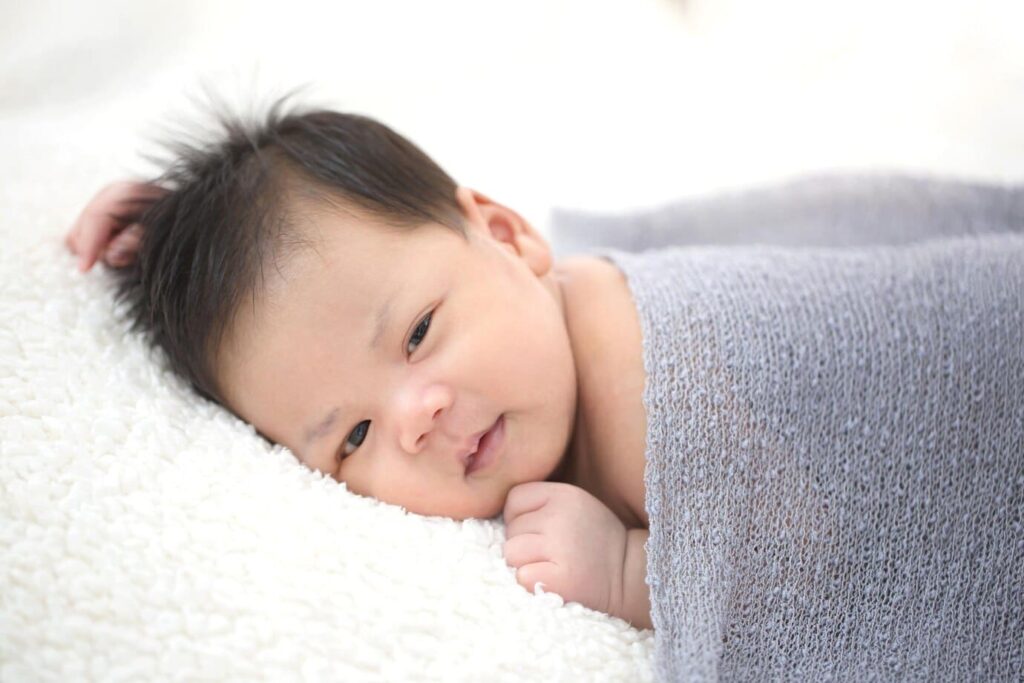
[464,414,505,476]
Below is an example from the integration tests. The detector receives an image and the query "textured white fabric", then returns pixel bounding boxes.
[0,237,653,681]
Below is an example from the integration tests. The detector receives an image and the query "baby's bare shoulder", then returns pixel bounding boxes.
[556,255,649,528]
[555,254,624,287]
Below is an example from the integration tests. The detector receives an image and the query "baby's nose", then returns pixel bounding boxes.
[396,383,454,454]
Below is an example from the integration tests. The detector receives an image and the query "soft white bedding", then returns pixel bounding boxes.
[2,1,1023,680]
[0,235,651,682]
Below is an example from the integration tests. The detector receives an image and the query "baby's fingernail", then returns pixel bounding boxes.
[107,248,128,265]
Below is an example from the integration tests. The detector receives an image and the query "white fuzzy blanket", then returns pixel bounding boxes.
[0,240,651,681]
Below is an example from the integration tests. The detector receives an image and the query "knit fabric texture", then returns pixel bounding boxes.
[600,235,1024,681]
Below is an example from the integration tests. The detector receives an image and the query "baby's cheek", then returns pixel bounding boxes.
[334,462,374,499]
[451,480,506,520]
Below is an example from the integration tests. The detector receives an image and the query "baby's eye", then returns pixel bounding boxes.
[406,311,432,355]
[341,420,371,459]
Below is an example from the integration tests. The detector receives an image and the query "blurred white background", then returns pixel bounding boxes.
[1,0,1022,235]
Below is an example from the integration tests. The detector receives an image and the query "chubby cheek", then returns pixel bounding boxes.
[334,457,381,503]
[350,465,506,520]
[510,340,577,477]
[392,482,506,520]
[414,489,505,520]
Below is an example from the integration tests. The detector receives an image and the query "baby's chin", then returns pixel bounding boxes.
[425,489,509,520]
[445,496,505,522]
[399,490,506,522]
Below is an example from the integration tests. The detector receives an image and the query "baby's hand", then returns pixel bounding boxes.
[502,481,629,619]
[65,181,167,272]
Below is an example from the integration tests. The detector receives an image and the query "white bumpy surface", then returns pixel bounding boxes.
[0,238,652,680]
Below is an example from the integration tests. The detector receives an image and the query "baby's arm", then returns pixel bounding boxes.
[502,482,652,629]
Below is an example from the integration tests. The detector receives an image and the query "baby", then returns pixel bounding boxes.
[67,104,1024,678]
[65,106,654,629]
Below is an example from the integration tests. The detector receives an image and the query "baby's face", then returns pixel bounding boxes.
[217,189,578,519]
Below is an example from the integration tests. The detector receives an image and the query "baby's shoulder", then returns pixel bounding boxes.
[555,254,626,288]
[556,255,648,528]
[555,255,633,323]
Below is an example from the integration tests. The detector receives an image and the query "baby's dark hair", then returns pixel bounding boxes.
[117,97,465,406]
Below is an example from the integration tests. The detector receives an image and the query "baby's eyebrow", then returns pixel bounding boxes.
[303,407,340,447]
[369,294,394,350]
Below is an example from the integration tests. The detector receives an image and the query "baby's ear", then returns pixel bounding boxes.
[455,186,552,276]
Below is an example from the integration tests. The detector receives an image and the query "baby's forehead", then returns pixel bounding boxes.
[241,198,477,343]
[246,224,423,318]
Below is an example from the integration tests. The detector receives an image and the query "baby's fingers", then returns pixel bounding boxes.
[69,213,116,272]
[102,223,143,268]
[502,480,560,525]
[502,532,549,568]
[514,561,562,597]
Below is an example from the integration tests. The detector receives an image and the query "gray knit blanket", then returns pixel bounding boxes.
[554,176,1024,681]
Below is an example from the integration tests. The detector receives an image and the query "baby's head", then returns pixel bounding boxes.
[119,102,578,519]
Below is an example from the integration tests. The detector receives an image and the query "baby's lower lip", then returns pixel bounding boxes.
[466,414,504,476]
